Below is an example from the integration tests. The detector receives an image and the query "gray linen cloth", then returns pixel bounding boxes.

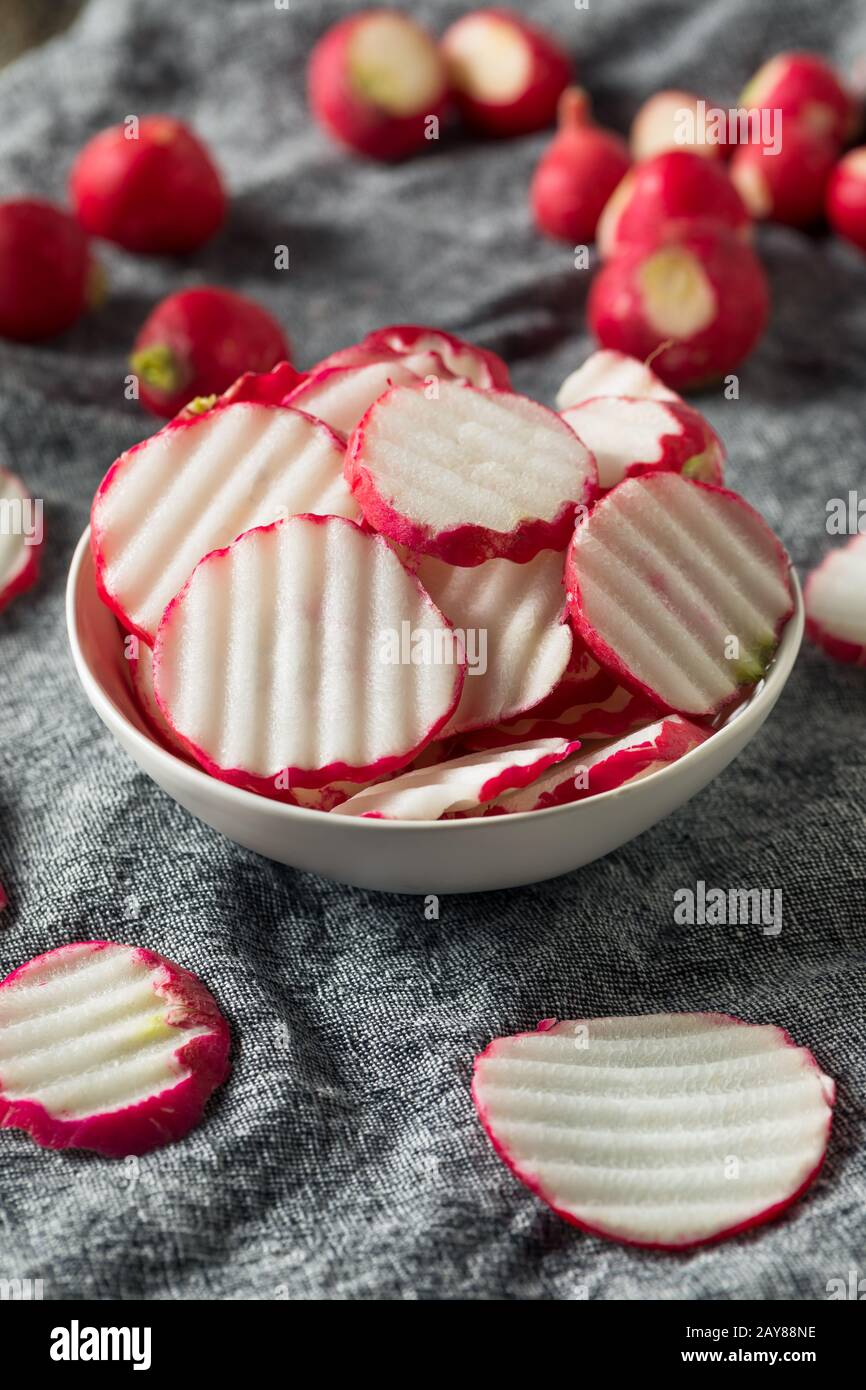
[0,0,864,1300]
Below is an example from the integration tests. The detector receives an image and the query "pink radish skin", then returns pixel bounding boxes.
[588,223,770,389]
[805,535,866,666]
[472,1012,835,1250]
[561,396,724,492]
[91,401,358,645]
[597,151,750,261]
[308,11,449,161]
[477,714,707,812]
[332,737,580,820]
[345,381,597,566]
[730,126,837,227]
[319,324,511,390]
[178,361,306,418]
[461,677,660,753]
[128,637,191,758]
[740,52,857,148]
[0,942,230,1157]
[531,87,631,244]
[630,89,729,163]
[441,8,571,138]
[555,348,680,412]
[825,149,866,253]
[153,514,465,795]
[0,466,40,614]
[565,472,794,718]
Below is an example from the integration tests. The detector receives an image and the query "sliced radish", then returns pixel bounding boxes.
[284,357,450,436]
[320,324,511,389]
[416,549,573,735]
[218,359,305,407]
[153,514,464,794]
[555,349,679,412]
[472,1012,835,1249]
[332,737,580,820]
[129,638,190,757]
[345,381,597,566]
[477,714,706,811]
[805,535,866,666]
[0,941,230,1157]
[565,472,794,716]
[561,396,724,491]
[630,89,728,163]
[91,402,360,644]
[461,676,660,752]
[0,466,41,614]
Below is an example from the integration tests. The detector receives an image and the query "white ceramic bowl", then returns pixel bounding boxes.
[67,529,803,894]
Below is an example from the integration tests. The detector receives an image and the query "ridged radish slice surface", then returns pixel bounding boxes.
[477,714,706,812]
[129,638,189,757]
[91,402,360,643]
[284,358,449,435]
[0,942,230,1157]
[153,515,464,793]
[332,737,579,820]
[473,1012,835,1249]
[461,678,660,752]
[346,382,597,566]
[555,349,680,411]
[561,397,724,491]
[566,472,794,716]
[805,535,866,666]
[416,550,572,735]
[320,324,511,390]
[0,466,40,613]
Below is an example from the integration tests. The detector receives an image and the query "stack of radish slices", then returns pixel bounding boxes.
[90,328,796,821]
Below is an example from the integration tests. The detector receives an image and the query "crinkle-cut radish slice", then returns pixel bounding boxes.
[478,714,706,811]
[320,324,511,390]
[153,514,464,794]
[0,942,230,1157]
[91,402,360,644]
[561,396,724,492]
[555,349,680,412]
[805,535,866,667]
[473,1012,835,1249]
[284,357,451,436]
[461,678,660,752]
[346,381,597,566]
[0,467,41,614]
[129,638,190,758]
[332,737,580,820]
[565,472,794,716]
[416,550,572,735]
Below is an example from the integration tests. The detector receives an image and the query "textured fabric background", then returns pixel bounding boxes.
[0,0,864,1301]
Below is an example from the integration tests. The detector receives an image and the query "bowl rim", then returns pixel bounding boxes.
[66,526,804,833]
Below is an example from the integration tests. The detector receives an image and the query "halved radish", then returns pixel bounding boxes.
[416,549,573,735]
[345,381,597,565]
[332,737,579,820]
[153,514,465,794]
[0,466,41,614]
[476,714,707,811]
[561,396,724,491]
[565,472,794,716]
[472,1012,835,1249]
[320,324,511,389]
[91,402,360,644]
[461,676,660,752]
[805,535,866,666]
[555,348,679,412]
[0,941,230,1157]
[441,9,571,137]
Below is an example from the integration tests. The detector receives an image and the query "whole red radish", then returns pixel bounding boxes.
[588,223,770,388]
[0,199,99,342]
[730,125,837,227]
[531,88,631,243]
[441,8,571,137]
[826,147,866,251]
[597,150,750,260]
[308,10,449,161]
[70,116,225,254]
[130,287,290,417]
[630,89,728,162]
[740,51,857,147]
